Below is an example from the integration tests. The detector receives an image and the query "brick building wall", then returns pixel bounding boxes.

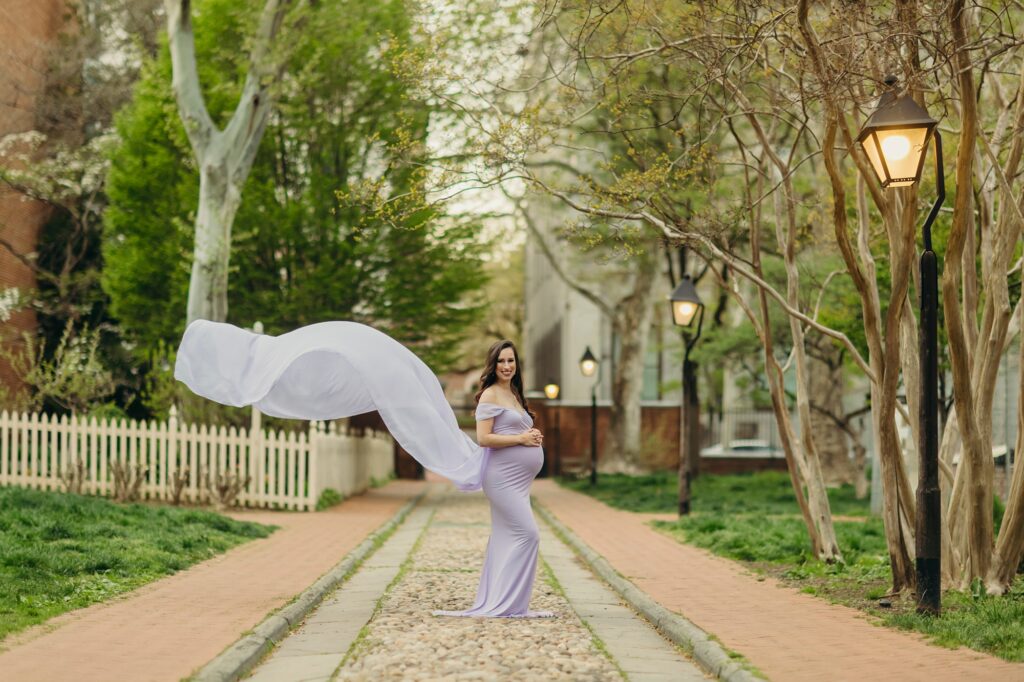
[531,403,788,477]
[0,0,66,391]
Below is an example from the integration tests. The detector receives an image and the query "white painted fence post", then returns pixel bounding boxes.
[167,405,179,502]
[249,404,263,507]
[0,410,9,484]
[309,421,323,511]
[249,320,265,508]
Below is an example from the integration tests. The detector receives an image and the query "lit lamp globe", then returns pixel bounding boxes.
[544,381,560,400]
[579,347,598,378]
[669,275,703,328]
[856,77,937,188]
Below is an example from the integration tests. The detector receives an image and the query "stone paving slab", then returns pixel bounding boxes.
[0,480,425,682]
[245,494,437,681]
[536,514,709,682]
[533,479,1024,682]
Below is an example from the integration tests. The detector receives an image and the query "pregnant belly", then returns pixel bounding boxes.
[484,444,544,488]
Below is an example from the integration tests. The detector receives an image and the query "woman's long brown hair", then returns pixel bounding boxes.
[473,340,534,418]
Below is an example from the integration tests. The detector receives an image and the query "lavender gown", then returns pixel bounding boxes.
[433,402,553,618]
[174,320,552,617]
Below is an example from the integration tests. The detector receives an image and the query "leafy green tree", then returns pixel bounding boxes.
[103,0,488,389]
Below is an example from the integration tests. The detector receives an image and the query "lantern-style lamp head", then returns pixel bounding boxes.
[544,380,560,400]
[856,77,937,188]
[579,347,598,377]
[669,275,703,327]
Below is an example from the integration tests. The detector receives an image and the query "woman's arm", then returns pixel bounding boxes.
[475,388,542,448]
[477,418,530,449]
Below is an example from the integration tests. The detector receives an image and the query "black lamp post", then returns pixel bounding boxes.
[579,347,600,486]
[857,76,944,616]
[669,274,704,515]
[544,380,561,476]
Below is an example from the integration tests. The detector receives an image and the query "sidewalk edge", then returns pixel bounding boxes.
[190,487,427,682]
[534,501,764,682]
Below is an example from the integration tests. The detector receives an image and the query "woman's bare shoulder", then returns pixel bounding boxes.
[478,386,499,402]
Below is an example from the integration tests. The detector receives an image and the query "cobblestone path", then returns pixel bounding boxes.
[247,485,704,681]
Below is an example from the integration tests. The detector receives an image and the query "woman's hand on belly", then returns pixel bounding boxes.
[518,428,543,447]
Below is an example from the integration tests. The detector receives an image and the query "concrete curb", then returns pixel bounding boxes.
[190,489,426,682]
[535,501,764,682]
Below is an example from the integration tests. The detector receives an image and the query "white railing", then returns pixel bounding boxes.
[0,406,394,511]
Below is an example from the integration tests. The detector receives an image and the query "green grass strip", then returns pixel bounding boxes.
[0,485,275,642]
[560,472,1024,662]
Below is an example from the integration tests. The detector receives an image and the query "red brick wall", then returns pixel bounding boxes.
[0,0,66,391]
[531,404,785,476]
[531,404,685,474]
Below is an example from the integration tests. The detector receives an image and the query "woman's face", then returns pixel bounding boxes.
[495,347,517,382]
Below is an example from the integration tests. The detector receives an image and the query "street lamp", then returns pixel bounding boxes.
[579,346,600,486]
[580,348,598,378]
[544,381,560,400]
[670,276,702,327]
[669,275,704,516]
[857,76,944,616]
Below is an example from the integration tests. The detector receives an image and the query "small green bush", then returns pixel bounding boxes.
[316,488,344,510]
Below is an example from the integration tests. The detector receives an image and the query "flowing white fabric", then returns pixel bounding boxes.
[173,319,486,490]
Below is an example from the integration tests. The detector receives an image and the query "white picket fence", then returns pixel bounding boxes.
[0,406,394,511]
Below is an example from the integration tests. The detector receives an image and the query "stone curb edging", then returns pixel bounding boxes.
[190,489,426,682]
[534,501,764,682]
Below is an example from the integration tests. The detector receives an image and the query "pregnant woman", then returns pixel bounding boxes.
[434,340,553,618]
[174,321,553,618]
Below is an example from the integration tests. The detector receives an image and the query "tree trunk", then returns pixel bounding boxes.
[987,330,1024,591]
[872,385,918,590]
[164,0,290,324]
[852,436,869,499]
[187,164,242,322]
[608,249,658,471]
[808,345,856,486]
[771,158,842,563]
[799,0,917,592]
[943,0,993,585]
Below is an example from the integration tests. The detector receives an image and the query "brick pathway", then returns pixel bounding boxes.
[0,480,425,682]
[532,479,1024,682]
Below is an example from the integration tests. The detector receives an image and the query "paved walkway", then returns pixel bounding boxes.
[0,480,425,682]
[246,485,704,681]
[532,479,1024,682]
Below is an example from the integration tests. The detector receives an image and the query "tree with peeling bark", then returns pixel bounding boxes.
[561,0,1024,595]
[792,0,1024,594]
[354,0,1024,592]
[499,2,847,561]
[511,189,663,472]
[377,1,677,472]
[163,0,295,324]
